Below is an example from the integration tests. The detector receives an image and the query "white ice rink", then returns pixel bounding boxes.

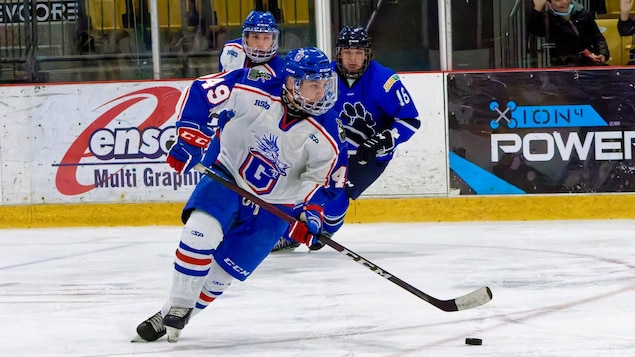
[2,220,635,356]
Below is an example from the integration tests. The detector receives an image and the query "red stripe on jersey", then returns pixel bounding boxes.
[226,43,243,50]
[197,72,226,80]
[175,249,212,266]
[303,185,322,203]
[306,117,340,186]
[306,117,340,155]
[234,84,284,103]
[175,86,191,120]
[260,63,275,75]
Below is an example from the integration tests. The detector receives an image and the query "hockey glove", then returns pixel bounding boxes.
[308,234,327,251]
[357,129,395,163]
[288,206,323,246]
[167,126,211,174]
[216,109,235,131]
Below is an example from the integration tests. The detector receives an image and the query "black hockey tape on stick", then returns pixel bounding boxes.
[191,163,493,312]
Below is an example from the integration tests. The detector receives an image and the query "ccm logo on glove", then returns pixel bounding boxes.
[178,127,211,148]
[166,127,211,174]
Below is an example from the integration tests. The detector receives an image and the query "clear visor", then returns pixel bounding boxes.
[243,29,280,63]
[292,73,338,116]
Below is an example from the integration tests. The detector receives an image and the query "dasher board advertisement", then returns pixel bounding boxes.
[0,73,446,205]
[447,69,635,195]
[14,82,193,204]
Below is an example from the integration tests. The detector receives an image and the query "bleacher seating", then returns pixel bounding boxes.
[597,0,634,65]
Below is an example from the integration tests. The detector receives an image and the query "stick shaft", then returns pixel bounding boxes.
[193,164,492,312]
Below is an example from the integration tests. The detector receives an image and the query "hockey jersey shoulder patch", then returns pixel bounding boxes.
[247,68,273,82]
[383,74,401,93]
[336,118,346,143]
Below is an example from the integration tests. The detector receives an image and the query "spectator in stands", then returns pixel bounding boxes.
[618,0,635,36]
[527,0,609,67]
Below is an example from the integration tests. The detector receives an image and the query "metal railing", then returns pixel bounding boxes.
[0,0,312,82]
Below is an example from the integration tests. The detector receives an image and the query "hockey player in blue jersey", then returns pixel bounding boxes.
[272,26,420,251]
[217,10,284,75]
[133,46,347,343]
[333,26,420,197]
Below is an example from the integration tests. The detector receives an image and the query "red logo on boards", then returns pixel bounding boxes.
[55,86,181,195]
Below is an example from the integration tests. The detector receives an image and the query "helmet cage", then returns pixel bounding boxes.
[242,28,280,63]
[283,47,338,116]
[335,26,372,79]
[290,73,338,116]
[242,11,279,63]
[335,47,371,79]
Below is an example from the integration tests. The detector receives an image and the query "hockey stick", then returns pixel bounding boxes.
[192,163,493,312]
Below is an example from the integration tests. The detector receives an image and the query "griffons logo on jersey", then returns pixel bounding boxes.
[239,132,290,194]
[247,69,272,82]
[251,133,289,177]
[383,74,401,93]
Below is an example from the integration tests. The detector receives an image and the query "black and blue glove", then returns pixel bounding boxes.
[357,129,395,163]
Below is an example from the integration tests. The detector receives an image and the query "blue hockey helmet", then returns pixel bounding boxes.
[242,10,279,63]
[282,47,338,116]
[335,26,372,79]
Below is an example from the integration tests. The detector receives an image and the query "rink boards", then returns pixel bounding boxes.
[0,194,634,228]
[1,70,635,227]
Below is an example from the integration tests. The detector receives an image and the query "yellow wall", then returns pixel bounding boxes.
[2,194,634,228]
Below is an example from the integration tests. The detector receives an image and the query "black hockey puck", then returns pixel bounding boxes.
[465,338,482,345]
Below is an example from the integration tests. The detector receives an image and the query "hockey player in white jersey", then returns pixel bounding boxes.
[133,47,347,343]
[217,10,284,75]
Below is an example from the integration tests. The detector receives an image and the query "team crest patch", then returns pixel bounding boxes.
[251,132,289,178]
[248,69,272,82]
[239,132,290,195]
[336,118,346,143]
[382,74,401,92]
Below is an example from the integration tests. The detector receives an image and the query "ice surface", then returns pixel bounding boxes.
[2,220,634,356]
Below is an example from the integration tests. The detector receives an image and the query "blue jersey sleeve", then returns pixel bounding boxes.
[368,63,420,146]
[174,69,247,164]
[307,112,349,235]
